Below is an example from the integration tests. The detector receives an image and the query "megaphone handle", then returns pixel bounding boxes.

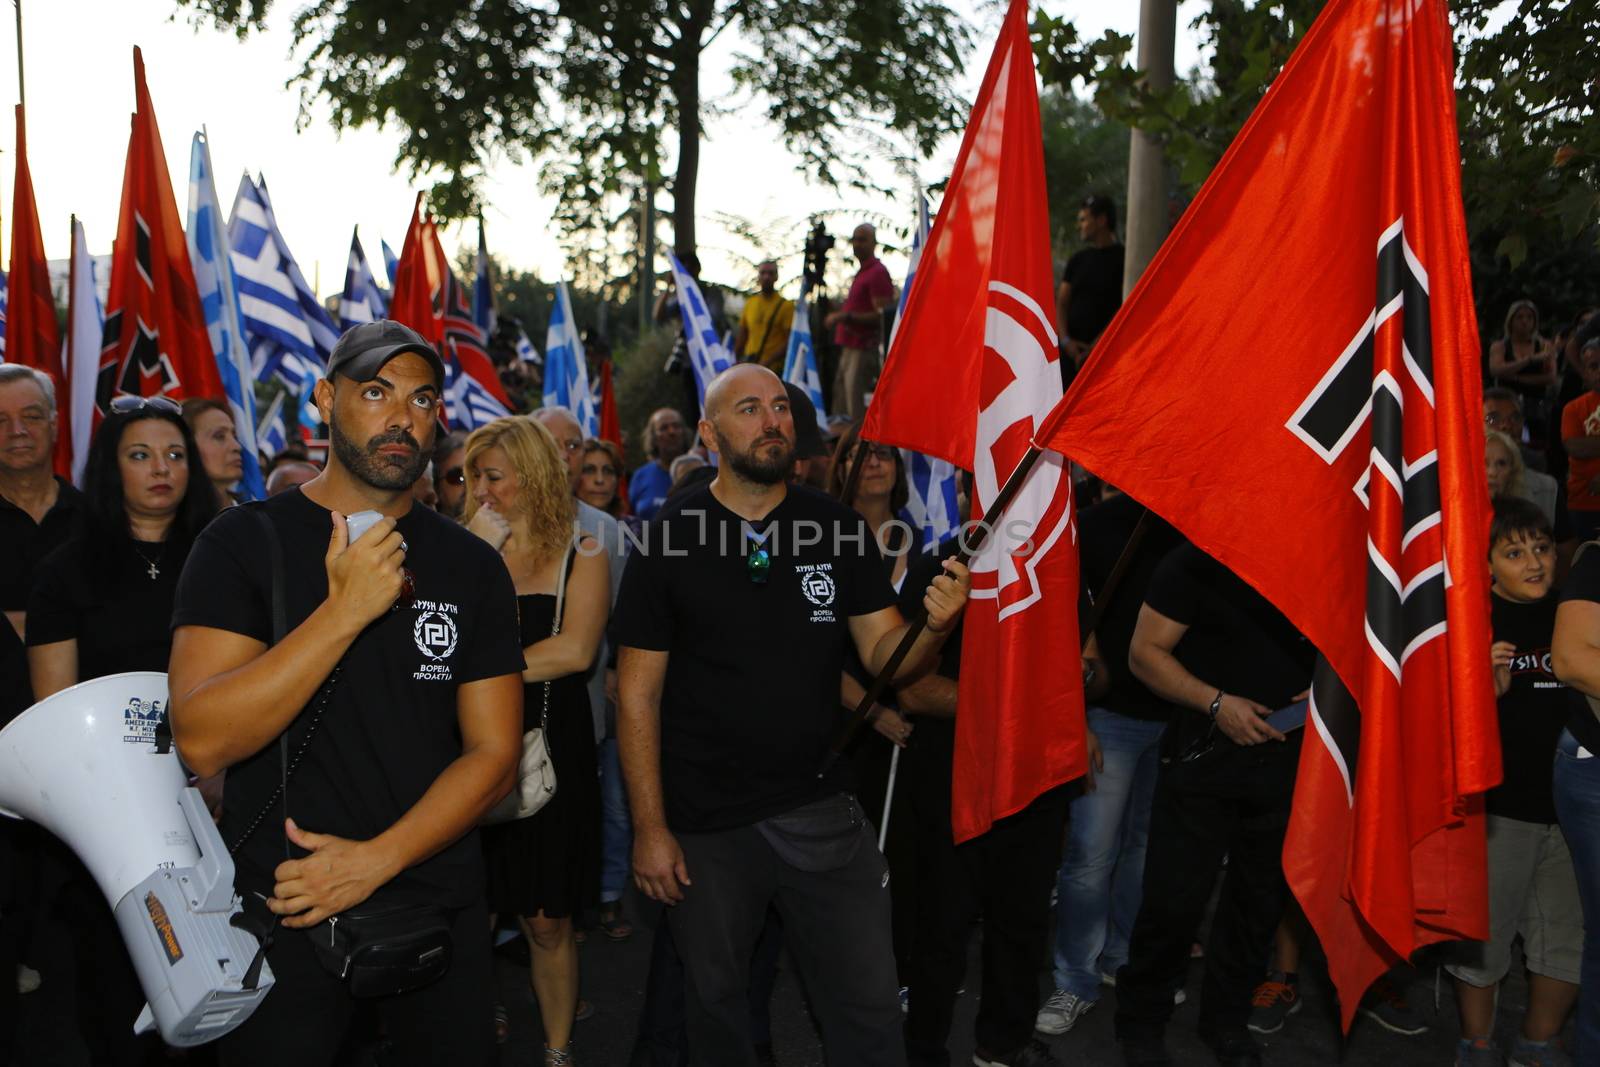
[179,786,236,912]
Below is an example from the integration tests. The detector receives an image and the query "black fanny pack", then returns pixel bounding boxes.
[755,793,867,872]
[308,903,454,999]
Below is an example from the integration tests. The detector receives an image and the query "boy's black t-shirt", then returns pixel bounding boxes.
[614,483,897,832]
[1558,549,1600,756]
[1144,543,1315,713]
[1487,591,1567,824]
[171,489,524,908]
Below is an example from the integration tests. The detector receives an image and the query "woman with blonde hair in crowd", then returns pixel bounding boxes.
[464,416,609,1066]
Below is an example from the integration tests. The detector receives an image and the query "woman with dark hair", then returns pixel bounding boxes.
[27,396,219,698]
[1489,299,1558,445]
[23,394,218,1067]
[181,396,244,506]
[576,438,625,518]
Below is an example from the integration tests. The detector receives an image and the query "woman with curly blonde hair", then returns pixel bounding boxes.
[463,417,609,1066]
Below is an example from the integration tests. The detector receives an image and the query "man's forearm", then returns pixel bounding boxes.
[870,622,949,685]
[170,601,365,777]
[1129,644,1215,714]
[618,696,669,832]
[898,674,957,718]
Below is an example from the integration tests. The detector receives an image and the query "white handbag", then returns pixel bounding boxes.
[482,538,575,824]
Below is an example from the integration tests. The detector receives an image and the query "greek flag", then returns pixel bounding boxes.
[381,239,399,287]
[515,323,541,366]
[783,279,827,431]
[543,280,597,433]
[894,193,960,551]
[443,339,510,431]
[667,253,734,416]
[187,134,265,500]
[229,175,338,433]
[473,219,496,336]
[66,219,103,487]
[256,389,288,458]
[339,228,388,331]
[0,268,7,360]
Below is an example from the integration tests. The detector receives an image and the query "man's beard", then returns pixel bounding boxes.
[330,417,428,491]
[714,426,793,485]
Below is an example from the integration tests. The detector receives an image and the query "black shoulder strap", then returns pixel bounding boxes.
[254,504,288,646]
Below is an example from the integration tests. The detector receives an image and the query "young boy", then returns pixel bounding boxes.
[1450,496,1582,1067]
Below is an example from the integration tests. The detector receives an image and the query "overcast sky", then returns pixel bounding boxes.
[0,0,1204,296]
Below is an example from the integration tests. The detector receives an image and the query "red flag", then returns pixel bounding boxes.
[97,48,223,414]
[6,104,68,476]
[862,0,1084,843]
[597,359,628,510]
[1036,0,1495,1025]
[427,224,513,411]
[388,194,441,339]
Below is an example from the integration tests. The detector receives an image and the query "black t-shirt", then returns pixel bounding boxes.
[1144,544,1314,715]
[901,542,962,820]
[171,490,524,908]
[1487,591,1567,823]
[0,477,84,612]
[1558,549,1600,756]
[1062,244,1126,344]
[1079,493,1184,721]
[0,616,28,726]
[613,483,897,832]
[27,536,186,683]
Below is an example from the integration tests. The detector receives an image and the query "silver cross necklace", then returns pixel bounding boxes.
[132,542,163,580]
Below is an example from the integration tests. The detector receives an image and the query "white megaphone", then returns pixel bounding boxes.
[0,671,273,1045]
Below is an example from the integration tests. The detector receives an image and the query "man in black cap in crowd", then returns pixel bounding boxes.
[169,321,525,1066]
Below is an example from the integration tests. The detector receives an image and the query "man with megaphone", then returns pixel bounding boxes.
[167,321,525,1067]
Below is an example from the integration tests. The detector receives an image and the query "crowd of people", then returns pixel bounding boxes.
[0,202,1598,1067]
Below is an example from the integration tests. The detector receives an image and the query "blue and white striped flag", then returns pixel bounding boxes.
[443,339,511,431]
[187,135,265,500]
[473,219,496,336]
[229,174,338,434]
[667,253,734,417]
[339,227,388,331]
[543,280,597,434]
[381,239,399,287]
[515,323,541,366]
[256,388,288,458]
[893,193,960,552]
[0,267,8,360]
[66,218,103,487]
[783,279,827,432]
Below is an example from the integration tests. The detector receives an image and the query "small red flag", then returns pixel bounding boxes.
[6,104,68,477]
[388,194,440,341]
[1035,0,1495,1025]
[862,0,1084,843]
[97,48,223,415]
[597,359,628,510]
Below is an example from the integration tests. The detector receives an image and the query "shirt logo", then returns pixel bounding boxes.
[412,600,461,682]
[795,563,837,623]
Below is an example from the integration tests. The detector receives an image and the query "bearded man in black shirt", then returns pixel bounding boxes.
[168,322,524,1067]
[616,363,970,1067]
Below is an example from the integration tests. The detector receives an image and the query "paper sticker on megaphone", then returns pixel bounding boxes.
[0,672,273,1045]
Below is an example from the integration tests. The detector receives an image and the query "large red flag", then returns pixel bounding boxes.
[388,194,440,338]
[862,0,1083,843]
[1036,0,1495,1024]
[97,48,223,413]
[6,104,67,476]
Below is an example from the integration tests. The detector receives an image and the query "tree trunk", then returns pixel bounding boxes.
[670,3,713,264]
[1123,0,1176,295]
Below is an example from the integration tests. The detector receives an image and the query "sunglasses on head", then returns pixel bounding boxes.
[109,395,181,416]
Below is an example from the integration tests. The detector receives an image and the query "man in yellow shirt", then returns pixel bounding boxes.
[734,260,794,373]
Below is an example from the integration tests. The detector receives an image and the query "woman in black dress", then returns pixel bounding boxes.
[24,395,217,1067]
[463,416,609,1067]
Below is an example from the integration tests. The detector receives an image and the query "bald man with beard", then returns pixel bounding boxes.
[614,364,971,1066]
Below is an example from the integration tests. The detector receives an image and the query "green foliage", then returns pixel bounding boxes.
[1039,88,1129,254]
[176,0,972,264]
[1031,0,1600,331]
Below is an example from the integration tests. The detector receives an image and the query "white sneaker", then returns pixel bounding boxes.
[16,964,40,995]
[1034,989,1094,1034]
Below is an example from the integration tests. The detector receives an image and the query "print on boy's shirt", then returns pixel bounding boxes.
[1505,645,1561,687]
[412,598,462,680]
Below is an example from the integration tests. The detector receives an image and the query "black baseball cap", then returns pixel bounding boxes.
[326,320,444,387]
[784,382,828,459]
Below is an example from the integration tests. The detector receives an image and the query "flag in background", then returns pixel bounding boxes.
[229,174,337,434]
[473,216,497,336]
[544,280,597,434]
[667,253,734,417]
[339,227,389,331]
[65,218,103,487]
[381,239,399,287]
[0,266,8,362]
[1035,0,1495,1022]
[782,279,827,432]
[7,104,68,476]
[861,0,1083,844]
[892,192,962,552]
[442,339,511,431]
[187,131,265,500]
[515,323,541,367]
[98,48,224,416]
[255,388,288,459]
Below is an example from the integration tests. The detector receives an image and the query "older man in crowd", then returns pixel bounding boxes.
[630,407,691,521]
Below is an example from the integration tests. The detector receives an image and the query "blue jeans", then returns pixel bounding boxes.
[1052,706,1166,998]
[1554,728,1600,1062]
[599,737,633,904]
